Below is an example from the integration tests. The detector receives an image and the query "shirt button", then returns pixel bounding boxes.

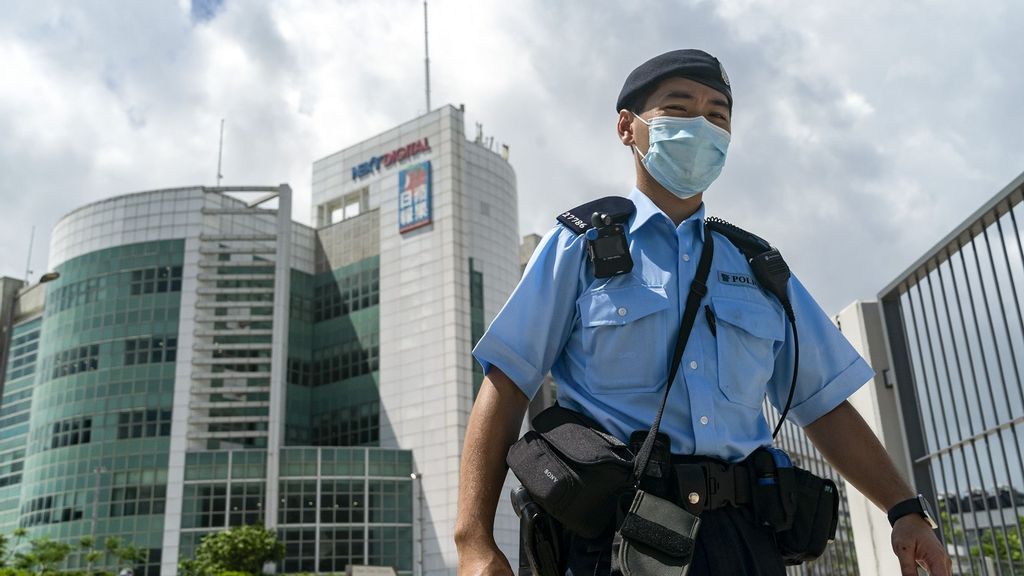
[700,416,709,425]
[617,307,627,317]
[689,360,698,370]
[682,253,691,262]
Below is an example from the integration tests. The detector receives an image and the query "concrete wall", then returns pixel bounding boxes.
[835,300,911,576]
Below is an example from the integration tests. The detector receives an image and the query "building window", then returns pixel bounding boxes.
[324,188,369,225]
[124,337,177,365]
[229,483,265,527]
[47,344,100,379]
[5,319,41,381]
[182,484,227,529]
[319,480,365,524]
[470,258,485,397]
[368,480,412,523]
[311,402,379,447]
[130,266,183,295]
[288,357,312,387]
[368,526,413,572]
[19,492,84,527]
[313,265,381,322]
[48,416,92,450]
[279,481,317,524]
[109,484,167,517]
[137,549,162,576]
[230,450,267,480]
[184,452,230,481]
[311,334,380,387]
[279,528,316,574]
[117,409,172,439]
[319,528,365,573]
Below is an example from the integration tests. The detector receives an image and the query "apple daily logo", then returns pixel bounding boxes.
[351,138,431,180]
[719,271,757,288]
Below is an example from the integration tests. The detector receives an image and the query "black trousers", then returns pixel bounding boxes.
[562,506,786,576]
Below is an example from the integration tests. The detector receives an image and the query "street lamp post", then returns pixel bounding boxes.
[91,466,108,544]
[410,472,424,576]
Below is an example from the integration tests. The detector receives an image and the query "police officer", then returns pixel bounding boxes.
[455,49,952,576]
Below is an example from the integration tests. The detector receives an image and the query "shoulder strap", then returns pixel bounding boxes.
[632,229,715,483]
[704,216,772,261]
[557,196,635,235]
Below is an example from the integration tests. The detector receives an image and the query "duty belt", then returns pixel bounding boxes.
[671,457,755,516]
[628,432,757,516]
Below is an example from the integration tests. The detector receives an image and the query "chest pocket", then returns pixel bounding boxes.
[578,282,670,394]
[712,296,786,410]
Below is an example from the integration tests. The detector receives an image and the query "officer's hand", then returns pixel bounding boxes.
[456,538,514,576]
[891,516,952,575]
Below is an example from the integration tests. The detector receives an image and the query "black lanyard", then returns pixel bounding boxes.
[631,228,715,484]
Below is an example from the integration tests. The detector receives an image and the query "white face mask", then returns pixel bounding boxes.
[632,113,731,199]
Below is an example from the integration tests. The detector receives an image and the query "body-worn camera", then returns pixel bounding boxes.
[585,212,633,278]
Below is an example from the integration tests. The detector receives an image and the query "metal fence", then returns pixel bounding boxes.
[880,172,1024,575]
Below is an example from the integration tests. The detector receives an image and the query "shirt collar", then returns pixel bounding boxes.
[627,187,706,240]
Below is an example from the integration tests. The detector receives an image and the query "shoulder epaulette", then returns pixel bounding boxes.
[557,196,635,235]
[704,216,773,261]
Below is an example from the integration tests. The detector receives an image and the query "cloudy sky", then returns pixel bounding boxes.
[1,0,1022,314]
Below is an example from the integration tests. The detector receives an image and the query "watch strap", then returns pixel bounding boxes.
[887,496,926,527]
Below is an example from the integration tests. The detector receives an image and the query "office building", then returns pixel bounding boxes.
[0,105,520,575]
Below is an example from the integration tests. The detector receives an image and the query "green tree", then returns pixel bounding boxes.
[970,516,1023,571]
[178,526,283,576]
[2,529,27,568]
[78,537,102,575]
[104,537,146,573]
[13,536,72,575]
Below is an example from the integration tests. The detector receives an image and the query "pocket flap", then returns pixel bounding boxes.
[619,514,692,558]
[619,490,700,559]
[580,283,669,327]
[532,406,634,467]
[712,296,784,341]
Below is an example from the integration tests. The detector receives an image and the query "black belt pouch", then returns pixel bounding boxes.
[611,489,700,576]
[506,405,634,539]
[775,468,840,565]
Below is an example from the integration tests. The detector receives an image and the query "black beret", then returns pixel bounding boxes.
[616,49,732,112]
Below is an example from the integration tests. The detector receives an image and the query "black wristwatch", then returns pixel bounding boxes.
[887,494,938,529]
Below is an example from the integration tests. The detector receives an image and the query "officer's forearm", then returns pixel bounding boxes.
[803,401,915,511]
[455,366,530,549]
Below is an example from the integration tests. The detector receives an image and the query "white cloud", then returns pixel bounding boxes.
[0,0,1021,314]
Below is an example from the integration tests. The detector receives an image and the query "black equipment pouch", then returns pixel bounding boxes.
[510,485,565,576]
[749,447,838,565]
[774,469,840,565]
[610,490,700,576]
[506,405,634,539]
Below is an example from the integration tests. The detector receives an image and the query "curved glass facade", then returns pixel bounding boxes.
[21,239,184,575]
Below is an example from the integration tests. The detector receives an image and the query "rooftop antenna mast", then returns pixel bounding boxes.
[216,118,225,186]
[424,0,431,112]
[23,225,35,284]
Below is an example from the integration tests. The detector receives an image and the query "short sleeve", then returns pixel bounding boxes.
[766,275,875,427]
[472,225,585,400]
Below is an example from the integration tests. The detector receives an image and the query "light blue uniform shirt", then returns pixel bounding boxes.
[473,188,874,462]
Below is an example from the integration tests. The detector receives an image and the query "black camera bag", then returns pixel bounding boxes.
[507,406,634,538]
